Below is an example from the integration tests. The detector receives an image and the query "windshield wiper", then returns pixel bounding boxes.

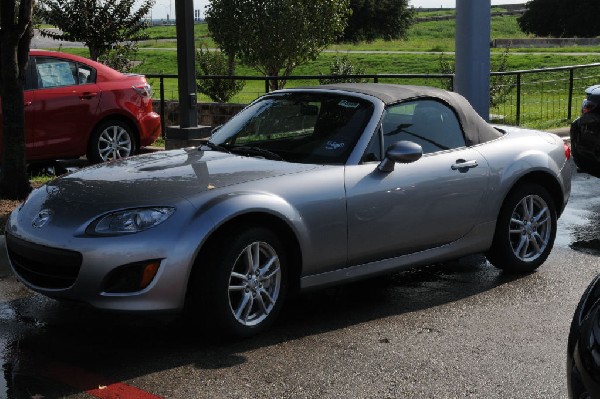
[199,141,231,153]
[230,146,285,161]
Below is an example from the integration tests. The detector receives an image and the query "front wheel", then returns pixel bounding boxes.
[194,227,288,337]
[87,120,136,163]
[487,183,557,273]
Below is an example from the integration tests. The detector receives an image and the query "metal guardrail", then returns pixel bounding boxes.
[146,63,600,136]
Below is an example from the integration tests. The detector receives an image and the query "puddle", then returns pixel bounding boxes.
[556,172,600,255]
[570,238,600,255]
[0,304,16,321]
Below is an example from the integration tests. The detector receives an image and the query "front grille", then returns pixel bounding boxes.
[6,233,82,289]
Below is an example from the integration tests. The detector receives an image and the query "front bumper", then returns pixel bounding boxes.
[5,199,206,313]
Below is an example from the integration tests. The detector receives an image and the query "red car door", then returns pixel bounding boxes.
[28,56,101,160]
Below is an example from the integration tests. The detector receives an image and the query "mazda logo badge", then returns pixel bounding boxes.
[32,209,53,228]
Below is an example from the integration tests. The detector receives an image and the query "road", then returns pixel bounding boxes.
[30,31,600,57]
[0,165,598,398]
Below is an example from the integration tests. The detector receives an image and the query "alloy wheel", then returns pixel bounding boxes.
[508,194,552,262]
[98,125,133,161]
[227,241,282,326]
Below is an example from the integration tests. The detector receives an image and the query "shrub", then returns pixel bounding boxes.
[319,55,370,85]
[99,42,142,73]
[195,46,245,103]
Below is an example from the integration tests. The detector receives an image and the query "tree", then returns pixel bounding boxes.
[195,45,245,103]
[206,0,351,91]
[37,0,154,61]
[518,0,600,38]
[0,0,34,200]
[98,42,142,73]
[340,0,414,43]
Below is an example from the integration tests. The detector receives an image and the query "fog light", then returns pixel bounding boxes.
[103,260,161,293]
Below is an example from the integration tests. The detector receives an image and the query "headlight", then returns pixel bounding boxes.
[89,207,175,235]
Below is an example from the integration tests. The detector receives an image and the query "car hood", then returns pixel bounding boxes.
[41,148,320,205]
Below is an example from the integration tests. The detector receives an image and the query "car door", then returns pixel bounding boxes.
[345,99,490,265]
[28,56,101,159]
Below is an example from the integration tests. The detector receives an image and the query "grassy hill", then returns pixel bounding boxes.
[55,14,600,128]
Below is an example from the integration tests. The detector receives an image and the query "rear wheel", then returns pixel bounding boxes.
[192,227,288,337]
[87,120,136,163]
[487,183,557,273]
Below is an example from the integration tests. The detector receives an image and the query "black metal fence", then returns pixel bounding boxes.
[490,63,600,127]
[146,62,600,135]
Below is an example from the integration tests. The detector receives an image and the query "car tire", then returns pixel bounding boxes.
[87,120,137,163]
[487,183,557,273]
[193,227,288,337]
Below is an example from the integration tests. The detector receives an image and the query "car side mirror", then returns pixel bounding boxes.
[377,141,423,173]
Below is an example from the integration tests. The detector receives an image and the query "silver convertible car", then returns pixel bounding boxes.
[6,84,572,336]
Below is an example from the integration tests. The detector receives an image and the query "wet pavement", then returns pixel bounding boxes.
[1,164,599,398]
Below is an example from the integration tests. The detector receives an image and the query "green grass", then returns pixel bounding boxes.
[145,23,210,39]
[51,15,600,129]
[29,174,55,185]
[143,15,529,53]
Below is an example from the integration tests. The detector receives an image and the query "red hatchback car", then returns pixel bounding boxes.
[0,50,161,163]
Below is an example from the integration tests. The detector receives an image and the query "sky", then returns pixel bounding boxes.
[150,0,528,20]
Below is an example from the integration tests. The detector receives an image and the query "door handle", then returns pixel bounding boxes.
[79,92,98,100]
[451,159,478,170]
[24,101,32,107]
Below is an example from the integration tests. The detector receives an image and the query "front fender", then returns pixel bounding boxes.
[200,191,310,248]
[181,166,348,279]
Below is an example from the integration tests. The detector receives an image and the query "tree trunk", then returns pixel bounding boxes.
[89,45,100,61]
[227,53,236,76]
[267,68,283,91]
[0,0,34,200]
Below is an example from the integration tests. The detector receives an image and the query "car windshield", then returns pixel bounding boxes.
[209,92,375,164]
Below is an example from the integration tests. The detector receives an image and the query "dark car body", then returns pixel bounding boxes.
[567,274,600,398]
[0,50,161,163]
[570,85,600,173]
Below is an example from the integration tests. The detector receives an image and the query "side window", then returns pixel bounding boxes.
[381,100,466,155]
[34,57,96,88]
[76,64,95,84]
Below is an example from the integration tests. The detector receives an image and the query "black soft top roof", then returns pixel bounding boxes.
[283,83,503,146]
